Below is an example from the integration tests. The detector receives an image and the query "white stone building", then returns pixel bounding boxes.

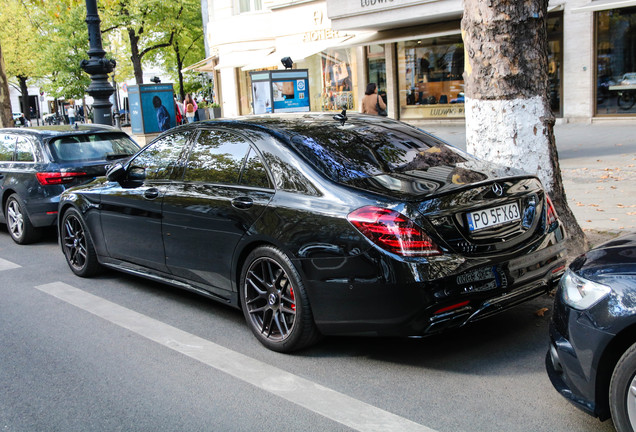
[189,0,636,123]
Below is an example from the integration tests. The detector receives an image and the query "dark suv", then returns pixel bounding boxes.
[0,125,139,244]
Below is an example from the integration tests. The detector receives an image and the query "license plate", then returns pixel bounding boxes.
[466,202,521,232]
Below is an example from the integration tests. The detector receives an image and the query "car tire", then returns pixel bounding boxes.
[60,208,102,277]
[239,245,321,353]
[610,342,636,432]
[5,193,40,244]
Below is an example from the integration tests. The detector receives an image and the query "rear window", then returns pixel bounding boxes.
[288,124,468,182]
[49,133,139,163]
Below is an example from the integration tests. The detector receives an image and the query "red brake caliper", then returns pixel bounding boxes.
[289,285,296,311]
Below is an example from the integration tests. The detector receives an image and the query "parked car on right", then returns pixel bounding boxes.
[547,232,636,432]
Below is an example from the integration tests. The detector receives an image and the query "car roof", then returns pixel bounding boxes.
[2,124,124,139]
[179,112,420,140]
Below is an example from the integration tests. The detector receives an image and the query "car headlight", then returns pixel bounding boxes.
[561,268,611,310]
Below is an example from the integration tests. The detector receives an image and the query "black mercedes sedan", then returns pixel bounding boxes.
[58,113,566,352]
[547,233,636,432]
[0,125,139,244]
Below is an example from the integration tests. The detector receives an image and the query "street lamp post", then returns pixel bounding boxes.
[112,74,121,128]
[80,0,115,126]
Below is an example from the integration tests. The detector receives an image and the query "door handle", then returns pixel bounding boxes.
[144,188,160,200]
[232,197,253,209]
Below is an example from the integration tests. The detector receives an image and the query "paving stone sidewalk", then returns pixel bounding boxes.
[413,121,636,240]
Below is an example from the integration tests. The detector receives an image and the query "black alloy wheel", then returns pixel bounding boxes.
[240,246,320,353]
[61,209,101,277]
[5,193,40,244]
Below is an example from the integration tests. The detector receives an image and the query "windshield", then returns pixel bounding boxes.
[49,133,139,163]
[288,124,468,182]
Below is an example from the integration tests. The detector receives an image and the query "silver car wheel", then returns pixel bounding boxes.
[626,373,636,429]
[6,199,24,240]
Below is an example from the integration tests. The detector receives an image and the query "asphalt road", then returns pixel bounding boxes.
[0,228,617,432]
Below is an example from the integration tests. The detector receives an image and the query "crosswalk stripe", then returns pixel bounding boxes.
[35,281,438,432]
[0,258,21,271]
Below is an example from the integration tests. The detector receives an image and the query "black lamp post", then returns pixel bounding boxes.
[80,0,115,126]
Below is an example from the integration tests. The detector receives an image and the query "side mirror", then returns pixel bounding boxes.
[106,162,126,182]
[128,167,146,181]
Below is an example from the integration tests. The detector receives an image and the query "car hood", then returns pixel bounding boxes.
[572,233,636,281]
[343,158,528,200]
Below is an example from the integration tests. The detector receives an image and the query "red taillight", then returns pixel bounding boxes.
[546,195,558,225]
[36,172,87,185]
[347,206,442,257]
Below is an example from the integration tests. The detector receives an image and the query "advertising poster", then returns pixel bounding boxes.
[128,84,176,134]
[252,81,272,114]
[128,86,143,134]
[250,70,310,114]
[271,70,310,113]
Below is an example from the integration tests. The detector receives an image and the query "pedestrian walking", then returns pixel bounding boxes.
[193,97,200,121]
[67,105,76,125]
[361,83,387,116]
[184,94,196,123]
[174,97,183,125]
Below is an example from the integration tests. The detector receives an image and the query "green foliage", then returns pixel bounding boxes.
[101,0,205,86]
[0,0,45,81]
[0,0,206,101]
[40,1,92,98]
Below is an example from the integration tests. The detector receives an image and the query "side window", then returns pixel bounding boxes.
[16,137,35,162]
[240,148,271,188]
[0,134,16,161]
[234,0,262,14]
[184,130,250,184]
[129,131,192,181]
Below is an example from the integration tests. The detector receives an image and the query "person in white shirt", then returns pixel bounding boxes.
[67,106,76,125]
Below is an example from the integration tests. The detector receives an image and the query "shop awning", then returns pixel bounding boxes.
[241,36,356,71]
[338,22,461,48]
[548,2,565,12]
[572,0,636,12]
[214,48,276,70]
[182,55,218,73]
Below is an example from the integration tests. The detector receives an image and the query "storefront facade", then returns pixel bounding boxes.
[328,0,636,122]
[190,0,365,118]
[193,0,636,123]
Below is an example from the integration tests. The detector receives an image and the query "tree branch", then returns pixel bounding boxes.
[139,32,175,59]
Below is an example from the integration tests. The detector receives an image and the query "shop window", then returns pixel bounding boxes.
[234,0,262,14]
[320,48,358,111]
[596,7,636,115]
[547,13,563,117]
[367,45,387,99]
[397,33,465,120]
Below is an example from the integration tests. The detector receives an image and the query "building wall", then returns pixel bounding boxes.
[199,0,636,123]
[562,0,594,121]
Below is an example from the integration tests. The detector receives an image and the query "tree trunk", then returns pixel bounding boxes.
[175,44,185,101]
[462,0,587,257]
[128,28,144,84]
[0,43,13,127]
[17,76,29,120]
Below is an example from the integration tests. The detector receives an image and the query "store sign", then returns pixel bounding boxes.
[303,28,343,43]
[360,0,394,8]
[327,0,441,18]
[403,104,465,119]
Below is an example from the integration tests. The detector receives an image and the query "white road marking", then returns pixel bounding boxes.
[35,282,437,432]
[0,258,21,271]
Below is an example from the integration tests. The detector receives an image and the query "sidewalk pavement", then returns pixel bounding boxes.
[412,121,636,239]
